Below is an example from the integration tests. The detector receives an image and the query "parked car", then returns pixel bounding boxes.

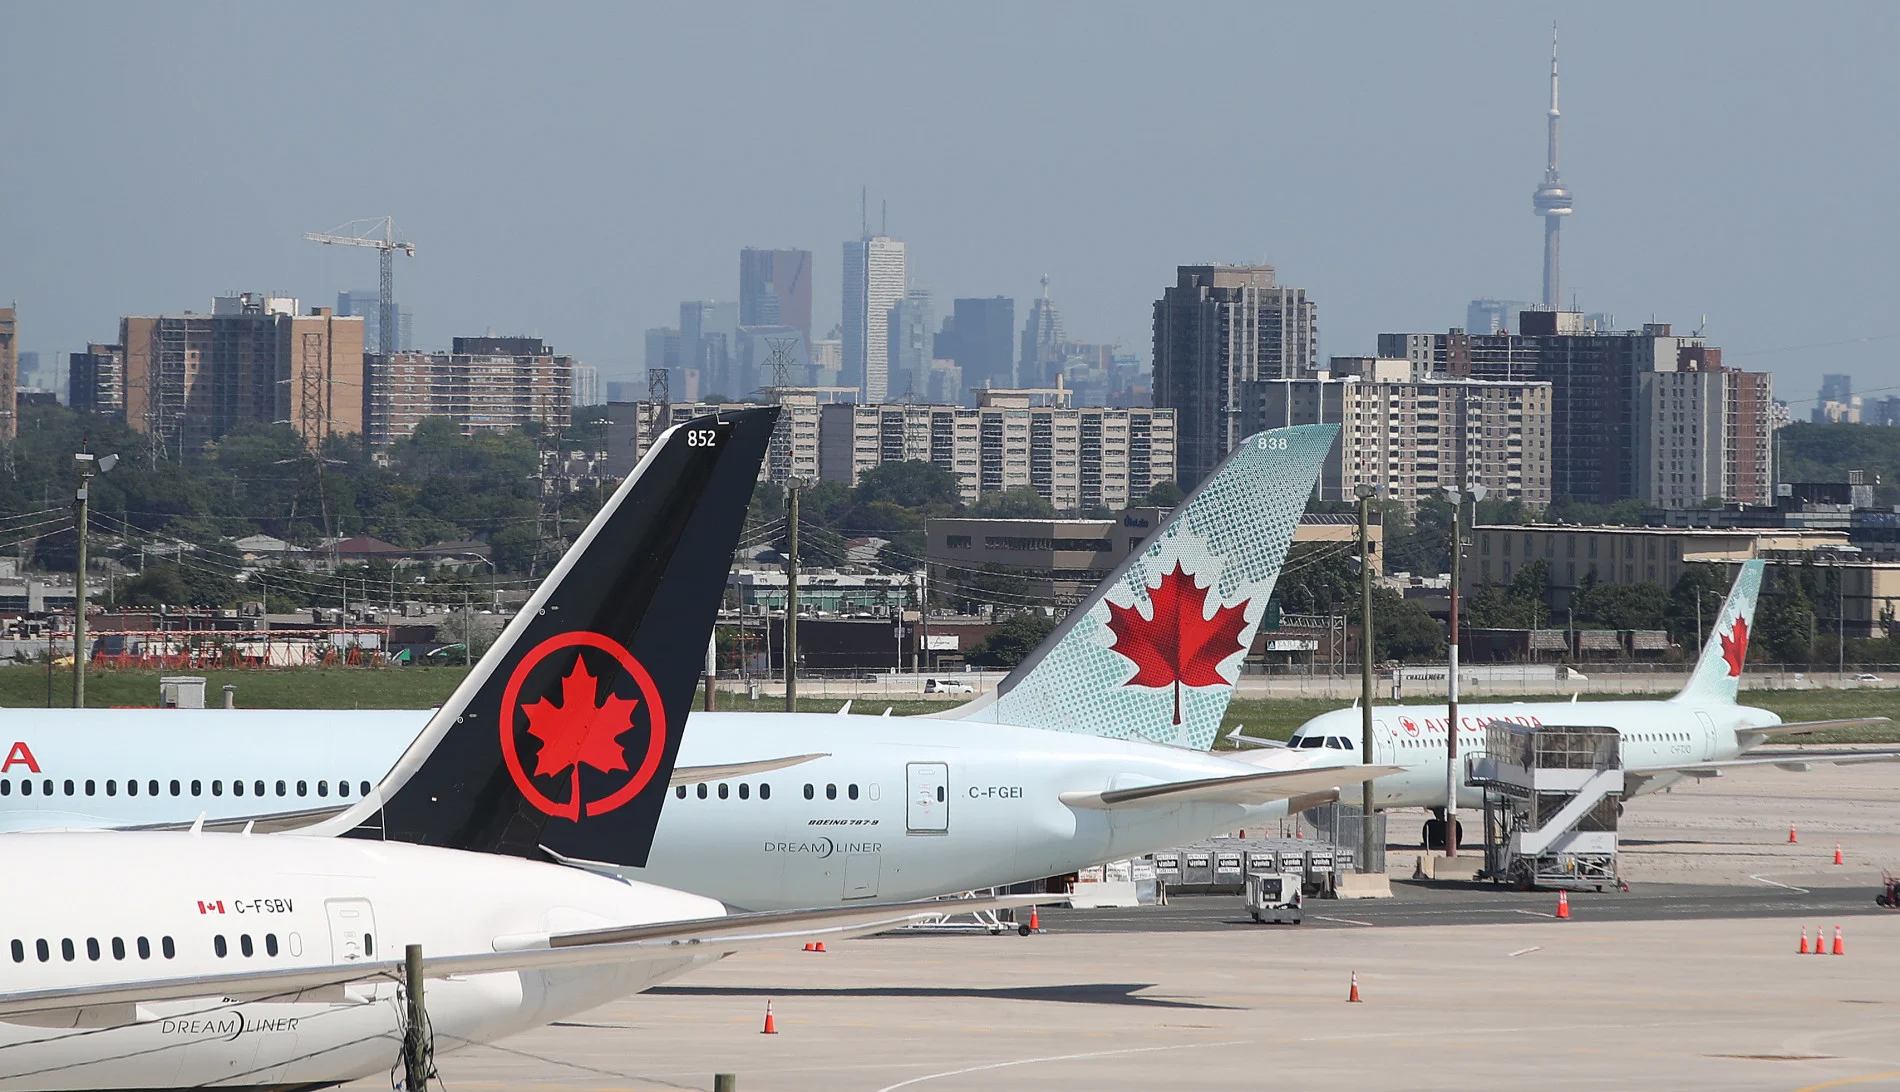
[924,677,974,695]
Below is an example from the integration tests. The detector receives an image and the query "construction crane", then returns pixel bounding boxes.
[303,216,415,354]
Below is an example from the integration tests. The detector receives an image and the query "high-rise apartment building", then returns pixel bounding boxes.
[1635,350,1773,508]
[1020,277,1065,387]
[1247,358,1552,513]
[0,308,15,441]
[817,389,1174,510]
[120,294,365,454]
[885,289,935,401]
[1152,264,1319,488]
[1379,312,1737,507]
[934,296,1016,396]
[739,248,813,345]
[842,235,906,401]
[364,336,572,447]
[337,290,413,353]
[69,344,125,419]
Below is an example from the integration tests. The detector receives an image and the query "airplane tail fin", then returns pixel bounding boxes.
[322,408,777,867]
[1672,558,1765,706]
[942,424,1338,750]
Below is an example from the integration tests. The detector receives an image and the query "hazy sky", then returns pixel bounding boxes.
[4,2,1896,404]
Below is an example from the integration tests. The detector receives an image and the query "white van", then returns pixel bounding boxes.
[923,677,974,695]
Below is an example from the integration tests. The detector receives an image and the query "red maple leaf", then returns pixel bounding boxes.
[521,657,639,806]
[1719,616,1749,677]
[1104,562,1251,725]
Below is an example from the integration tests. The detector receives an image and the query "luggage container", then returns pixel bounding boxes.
[1213,851,1246,891]
[1182,849,1215,888]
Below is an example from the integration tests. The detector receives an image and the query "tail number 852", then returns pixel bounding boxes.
[686,429,722,448]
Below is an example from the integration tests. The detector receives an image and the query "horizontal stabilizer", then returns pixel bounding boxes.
[1743,717,1891,738]
[0,892,1064,1024]
[670,753,827,786]
[1058,765,1400,810]
[1627,748,1900,793]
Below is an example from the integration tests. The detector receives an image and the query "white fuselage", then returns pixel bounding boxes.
[0,710,1300,910]
[1272,699,1785,809]
[0,832,723,1090]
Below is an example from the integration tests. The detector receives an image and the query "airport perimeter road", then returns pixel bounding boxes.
[1045,880,1886,933]
[376,917,1900,1092]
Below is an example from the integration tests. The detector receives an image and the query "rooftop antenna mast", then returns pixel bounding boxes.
[304,217,416,354]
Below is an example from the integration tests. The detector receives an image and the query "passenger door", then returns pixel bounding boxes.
[1695,711,1718,761]
[325,898,377,963]
[906,762,949,834]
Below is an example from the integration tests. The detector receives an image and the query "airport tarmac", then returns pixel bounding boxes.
[345,751,1899,1090]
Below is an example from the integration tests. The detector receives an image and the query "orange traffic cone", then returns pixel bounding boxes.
[1347,971,1362,1003]
[1799,926,1809,954]
[1832,926,1845,956]
[802,942,815,952]
[813,941,826,953]
[1028,907,1041,933]
[1555,890,1570,920]
[1834,843,1844,865]
[1814,925,1826,956]
[1788,823,1799,844]
[761,1000,778,1034]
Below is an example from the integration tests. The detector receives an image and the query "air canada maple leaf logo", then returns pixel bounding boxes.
[1104,562,1251,725]
[500,631,668,821]
[1719,616,1749,678]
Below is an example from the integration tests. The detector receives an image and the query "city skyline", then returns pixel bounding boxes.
[2,4,1895,405]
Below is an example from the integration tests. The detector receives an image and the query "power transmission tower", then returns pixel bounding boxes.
[303,217,415,354]
[762,336,799,393]
[646,367,670,445]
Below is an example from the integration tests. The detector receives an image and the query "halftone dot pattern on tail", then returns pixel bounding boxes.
[961,424,1337,750]
[1674,559,1764,706]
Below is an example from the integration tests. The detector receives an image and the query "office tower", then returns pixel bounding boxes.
[739,248,814,345]
[16,351,41,389]
[886,289,935,400]
[1248,358,1552,513]
[842,234,906,401]
[1151,264,1319,488]
[1812,373,1862,423]
[644,326,681,386]
[1020,276,1065,387]
[934,296,1016,396]
[680,300,739,397]
[121,294,364,454]
[365,336,573,447]
[1467,299,1538,335]
[337,290,413,353]
[1531,27,1574,309]
[0,308,14,441]
[69,344,125,420]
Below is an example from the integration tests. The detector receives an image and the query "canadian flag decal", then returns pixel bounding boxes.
[198,900,225,915]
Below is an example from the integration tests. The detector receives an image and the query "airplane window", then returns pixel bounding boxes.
[0,780,9,796]
[364,933,374,957]
[848,784,859,800]
[9,940,20,962]
[35,939,48,962]
[105,780,116,796]
[1324,738,1343,750]
[211,781,223,797]
[276,781,287,796]
[161,936,175,959]
[696,784,707,799]
[717,783,729,800]
[255,781,266,797]
[266,933,279,957]
[296,781,307,797]
[191,780,202,796]
[360,781,372,797]
[61,939,74,962]
[64,779,75,795]
[233,781,244,797]
[760,784,771,800]
[675,785,686,799]
[318,781,329,798]
[85,779,96,796]
[241,935,254,957]
[169,780,180,796]
[137,937,150,959]
[111,937,125,960]
[338,780,350,798]
[148,780,158,796]
[936,786,946,802]
[86,938,100,961]
[826,784,837,800]
[803,784,814,800]
[738,783,750,800]
[214,935,227,958]
[43,779,53,795]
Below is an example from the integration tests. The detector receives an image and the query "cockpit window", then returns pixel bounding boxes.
[1297,736,1326,749]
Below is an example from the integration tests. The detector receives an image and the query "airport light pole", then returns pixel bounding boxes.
[1355,485,1376,872]
[71,450,118,709]
[1442,484,1486,857]
[784,480,800,712]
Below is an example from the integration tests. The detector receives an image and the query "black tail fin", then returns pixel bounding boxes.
[337,407,776,867]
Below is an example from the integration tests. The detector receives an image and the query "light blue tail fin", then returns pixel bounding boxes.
[1672,559,1765,705]
[943,424,1338,749]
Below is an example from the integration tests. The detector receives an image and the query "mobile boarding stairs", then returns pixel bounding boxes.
[1465,721,1627,891]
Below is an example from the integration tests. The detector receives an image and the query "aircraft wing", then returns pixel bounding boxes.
[670,753,828,786]
[1626,748,1900,795]
[0,892,1060,1025]
[1742,717,1891,738]
[1057,765,1402,810]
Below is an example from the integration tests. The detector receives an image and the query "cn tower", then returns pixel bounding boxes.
[1531,25,1572,310]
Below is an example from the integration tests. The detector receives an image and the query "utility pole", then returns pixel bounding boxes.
[1355,485,1376,872]
[463,583,471,668]
[1443,484,1484,857]
[784,482,799,712]
[70,450,115,708]
[704,633,717,712]
[402,943,431,1090]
